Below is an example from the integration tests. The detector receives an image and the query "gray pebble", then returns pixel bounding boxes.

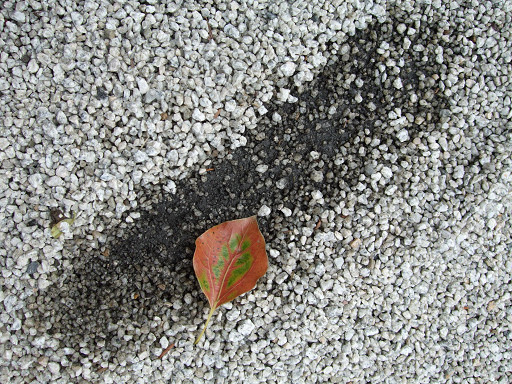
[26,261,40,275]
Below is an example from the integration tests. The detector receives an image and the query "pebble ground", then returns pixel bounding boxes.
[0,1,511,383]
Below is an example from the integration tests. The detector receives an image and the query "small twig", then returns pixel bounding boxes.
[158,343,175,359]
[207,22,213,41]
[213,109,221,118]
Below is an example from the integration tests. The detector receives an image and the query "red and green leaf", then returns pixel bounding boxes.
[193,216,268,344]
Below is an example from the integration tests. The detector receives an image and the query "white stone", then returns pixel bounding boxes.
[258,205,271,217]
[11,318,21,331]
[137,78,149,94]
[453,165,465,179]
[288,95,298,103]
[401,346,413,355]
[370,4,386,18]
[381,167,393,179]
[0,138,10,150]
[133,150,149,163]
[108,58,121,72]
[258,105,268,115]
[47,176,64,187]
[146,141,161,156]
[385,185,398,196]
[345,329,355,341]
[53,64,64,83]
[159,336,169,349]
[275,272,288,284]
[0,79,8,91]
[276,178,287,189]
[278,88,290,102]
[48,362,60,375]
[228,331,244,343]
[192,109,206,122]
[39,278,51,290]
[56,111,67,124]
[145,89,162,103]
[11,11,26,22]
[315,264,326,276]
[16,252,31,268]
[237,320,255,336]
[280,62,296,77]
[280,207,292,217]
[224,24,240,39]
[311,190,323,200]
[311,170,324,182]
[334,257,345,269]
[397,129,410,142]
[226,309,241,322]
[330,20,342,31]
[310,53,326,68]
[27,60,39,73]
[225,100,237,112]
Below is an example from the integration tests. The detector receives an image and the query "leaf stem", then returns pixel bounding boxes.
[195,304,216,345]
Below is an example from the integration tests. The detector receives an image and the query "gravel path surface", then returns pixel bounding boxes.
[1,0,511,383]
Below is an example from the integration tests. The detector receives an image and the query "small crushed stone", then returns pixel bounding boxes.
[1,1,512,383]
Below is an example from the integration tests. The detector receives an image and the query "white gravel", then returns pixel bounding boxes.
[1,0,512,383]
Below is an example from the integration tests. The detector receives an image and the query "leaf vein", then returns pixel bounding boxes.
[214,224,251,304]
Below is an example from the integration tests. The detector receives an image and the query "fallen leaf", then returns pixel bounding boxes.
[50,212,77,238]
[193,216,268,344]
[50,209,66,226]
